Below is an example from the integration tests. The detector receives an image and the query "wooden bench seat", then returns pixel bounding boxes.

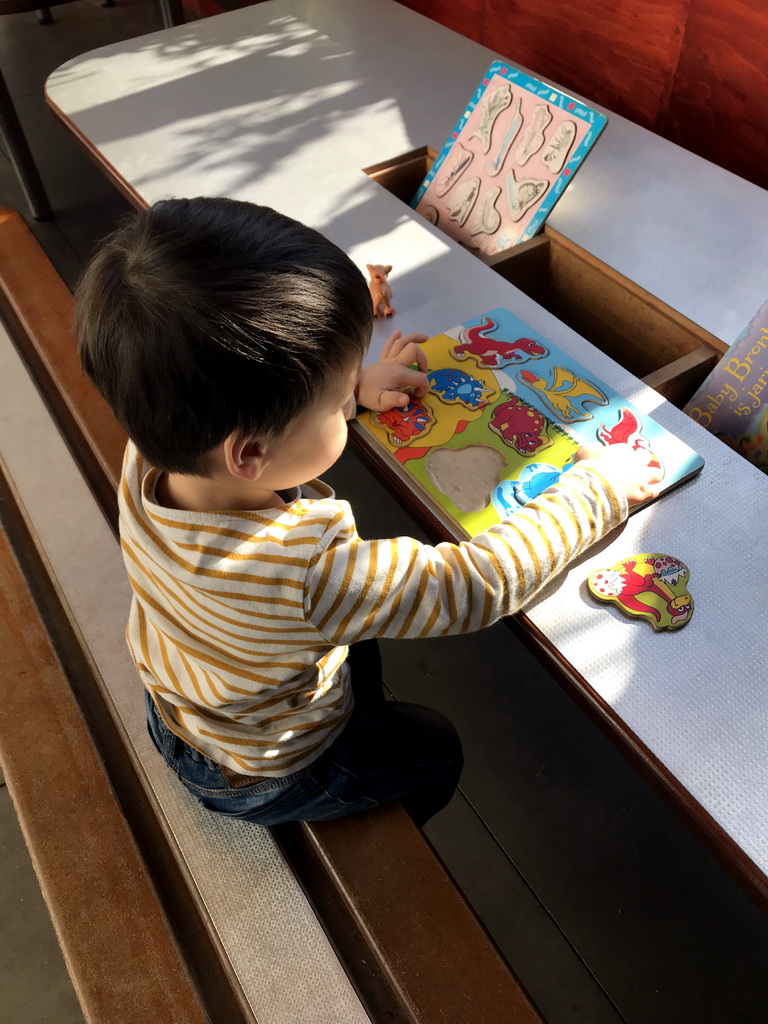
[0,471,210,1024]
[0,206,542,1024]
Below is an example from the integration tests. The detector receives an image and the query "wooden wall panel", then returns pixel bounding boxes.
[481,0,687,129]
[395,0,768,193]
[396,0,484,43]
[662,0,768,191]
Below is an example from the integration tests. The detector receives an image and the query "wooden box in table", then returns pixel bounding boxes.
[365,146,727,409]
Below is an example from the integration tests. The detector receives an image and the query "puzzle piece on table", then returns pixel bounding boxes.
[587,554,694,631]
[518,365,609,422]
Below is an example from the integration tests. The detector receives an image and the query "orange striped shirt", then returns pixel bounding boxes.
[118,441,626,776]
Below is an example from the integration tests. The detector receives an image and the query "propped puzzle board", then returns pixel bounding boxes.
[411,61,607,256]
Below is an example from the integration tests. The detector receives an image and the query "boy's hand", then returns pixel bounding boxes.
[574,444,663,507]
[356,330,430,411]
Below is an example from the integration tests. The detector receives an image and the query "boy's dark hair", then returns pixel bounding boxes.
[76,197,373,474]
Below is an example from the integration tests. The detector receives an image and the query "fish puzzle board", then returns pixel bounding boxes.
[411,61,607,257]
[360,308,704,537]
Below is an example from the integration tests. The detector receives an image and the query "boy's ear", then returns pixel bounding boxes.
[223,433,268,481]
[384,265,392,274]
[365,264,374,273]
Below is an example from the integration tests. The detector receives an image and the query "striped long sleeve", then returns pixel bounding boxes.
[304,463,625,644]
[119,441,626,777]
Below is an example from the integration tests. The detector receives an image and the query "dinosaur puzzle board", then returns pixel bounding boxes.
[360,309,704,537]
[410,61,607,256]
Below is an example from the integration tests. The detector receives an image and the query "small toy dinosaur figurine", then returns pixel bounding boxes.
[367,263,395,317]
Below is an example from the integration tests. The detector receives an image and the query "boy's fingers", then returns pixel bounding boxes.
[386,332,428,358]
[375,367,430,410]
[413,343,429,373]
[378,389,411,410]
[381,329,402,360]
[396,366,430,391]
[390,340,428,372]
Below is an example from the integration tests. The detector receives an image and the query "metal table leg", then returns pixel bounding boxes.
[0,65,52,221]
[158,0,183,28]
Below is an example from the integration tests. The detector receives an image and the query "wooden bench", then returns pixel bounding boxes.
[0,205,543,1024]
[0,471,210,1024]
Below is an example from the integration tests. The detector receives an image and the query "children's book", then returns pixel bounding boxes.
[359,309,704,537]
[410,61,607,258]
[684,299,768,474]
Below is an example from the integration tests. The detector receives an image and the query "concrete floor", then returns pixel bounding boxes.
[0,769,85,1024]
[1,3,768,1022]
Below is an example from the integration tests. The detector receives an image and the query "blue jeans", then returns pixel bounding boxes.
[145,640,462,827]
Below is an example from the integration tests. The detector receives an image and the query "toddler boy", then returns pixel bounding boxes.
[76,197,659,826]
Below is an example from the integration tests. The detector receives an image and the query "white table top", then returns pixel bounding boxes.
[47,0,768,887]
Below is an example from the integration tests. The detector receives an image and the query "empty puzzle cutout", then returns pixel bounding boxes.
[587,554,694,631]
[427,445,507,513]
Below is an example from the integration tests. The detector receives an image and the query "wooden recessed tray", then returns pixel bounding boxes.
[364,148,726,408]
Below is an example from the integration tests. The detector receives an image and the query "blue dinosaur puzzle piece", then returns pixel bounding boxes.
[491,459,574,517]
[428,367,491,408]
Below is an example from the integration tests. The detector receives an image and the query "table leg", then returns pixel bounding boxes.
[158,0,183,28]
[0,66,52,221]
